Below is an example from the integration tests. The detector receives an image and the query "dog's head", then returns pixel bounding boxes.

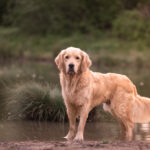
[55,47,92,75]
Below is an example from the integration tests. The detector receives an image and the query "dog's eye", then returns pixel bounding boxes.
[65,56,69,59]
[76,56,80,60]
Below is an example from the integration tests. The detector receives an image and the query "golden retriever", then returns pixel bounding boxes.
[55,47,150,141]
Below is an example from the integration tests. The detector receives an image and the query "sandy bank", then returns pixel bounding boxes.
[0,141,150,150]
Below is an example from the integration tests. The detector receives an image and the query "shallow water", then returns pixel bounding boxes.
[0,121,150,142]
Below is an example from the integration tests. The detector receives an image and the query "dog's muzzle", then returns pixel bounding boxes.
[68,63,75,74]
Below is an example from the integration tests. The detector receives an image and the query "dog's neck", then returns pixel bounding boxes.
[65,73,81,86]
[61,70,90,92]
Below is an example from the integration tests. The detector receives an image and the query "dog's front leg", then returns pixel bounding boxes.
[64,107,77,140]
[74,106,90,142]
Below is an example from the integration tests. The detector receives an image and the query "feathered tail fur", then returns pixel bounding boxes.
[132,95,150,123]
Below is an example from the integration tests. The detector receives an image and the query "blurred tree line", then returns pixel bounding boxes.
[0,0,150,35]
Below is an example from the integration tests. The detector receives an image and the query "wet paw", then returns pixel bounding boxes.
[64,133,74,141]
[73,135,83,143]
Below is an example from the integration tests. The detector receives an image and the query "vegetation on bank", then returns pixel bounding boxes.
[1,2,150,65]
[1,0,150,34]
[0,0,150,62]
[0,2,150,61]
[5,83,67,121]
[0,26,150,65]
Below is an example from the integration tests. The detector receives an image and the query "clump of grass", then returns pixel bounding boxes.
[4,82,67,122]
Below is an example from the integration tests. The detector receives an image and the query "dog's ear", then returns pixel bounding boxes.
[81,51,92,72]
[55,50,66,72]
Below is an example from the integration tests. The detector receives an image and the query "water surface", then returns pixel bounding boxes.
[0,121,150,142]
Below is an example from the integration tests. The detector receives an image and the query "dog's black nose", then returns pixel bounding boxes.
[69,64,74,68]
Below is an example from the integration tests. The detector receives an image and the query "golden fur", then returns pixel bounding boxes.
[55,47,150,141]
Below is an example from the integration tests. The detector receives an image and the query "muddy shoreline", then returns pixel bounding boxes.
[0,141,150,150]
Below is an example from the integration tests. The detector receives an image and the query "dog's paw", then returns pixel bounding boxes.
[73,134,84,143]
[64,133,74,141]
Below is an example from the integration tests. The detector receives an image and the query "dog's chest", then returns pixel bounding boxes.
[62,81,89,106]
[64,83,83,98]
[64,89,87,106]
[60,73,90,105]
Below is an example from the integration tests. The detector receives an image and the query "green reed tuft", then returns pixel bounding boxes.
[4,83,67,122]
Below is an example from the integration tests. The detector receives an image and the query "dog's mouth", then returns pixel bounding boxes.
[67,68,75,74]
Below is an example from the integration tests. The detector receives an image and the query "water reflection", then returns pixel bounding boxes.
[0,121,67,142]
[0,121,150,142]
[135,123,150,140]
[0,121,120,142]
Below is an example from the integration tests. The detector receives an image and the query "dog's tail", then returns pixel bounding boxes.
[132,95,150,123]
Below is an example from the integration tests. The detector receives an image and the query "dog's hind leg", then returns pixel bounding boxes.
[120,120,126,137]
[110,89,135,141]
[112,110,134,141]
[110,109,126,139]
[124,120,134,141]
